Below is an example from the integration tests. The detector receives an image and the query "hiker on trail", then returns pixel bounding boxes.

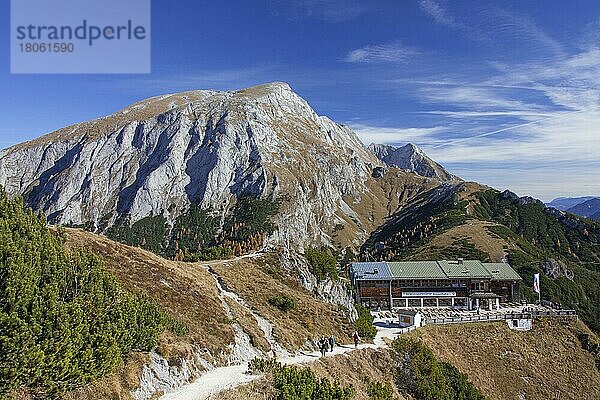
[319,336,328,357]
[352,331,361,348]
[328,335,335,352]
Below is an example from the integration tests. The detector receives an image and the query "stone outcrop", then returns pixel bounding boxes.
[368,142,458,182]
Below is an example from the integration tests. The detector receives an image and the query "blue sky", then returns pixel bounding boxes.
[1,0,599,201]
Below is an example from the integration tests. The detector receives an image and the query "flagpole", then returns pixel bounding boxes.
[533,273,541,305]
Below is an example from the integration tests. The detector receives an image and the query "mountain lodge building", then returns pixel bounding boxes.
[350,259,522,311]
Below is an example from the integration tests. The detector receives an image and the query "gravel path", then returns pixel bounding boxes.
[160,319,404,400]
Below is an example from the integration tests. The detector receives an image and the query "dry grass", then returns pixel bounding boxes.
[62,352,148,400]
[208,348,406,400]
[208,378,275,400]
[410,319,600,400]
[335,168,439,248]
[212,317,598,400]
[63,228,235,362]
[60,228,358,398]
[210,255,354,350]
[310,348,407,400]
[408,219,511,262]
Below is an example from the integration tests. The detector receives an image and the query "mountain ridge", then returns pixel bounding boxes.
[547,196,597,211]
[566,197,600,221]
[368,142,458,182]
[0,82,444,254]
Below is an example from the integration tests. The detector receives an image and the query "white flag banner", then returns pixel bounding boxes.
[533,273,540,294]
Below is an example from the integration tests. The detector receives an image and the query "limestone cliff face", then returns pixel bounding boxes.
[0,82,436,249]
[368,143,459,182]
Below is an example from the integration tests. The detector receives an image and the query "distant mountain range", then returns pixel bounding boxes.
[547,196,600,221]
[567,198,600,221]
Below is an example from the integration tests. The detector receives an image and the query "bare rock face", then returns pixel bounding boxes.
[540,259,574,280]
[368,142,458,182]
[0,82,436,249]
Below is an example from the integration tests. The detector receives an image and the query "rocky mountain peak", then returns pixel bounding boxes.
[367,142,458,182]
[1,82,439,250]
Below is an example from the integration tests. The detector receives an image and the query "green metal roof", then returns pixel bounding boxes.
[483,263,523,281]
[438,260,491,279]
[387,261,447,279]
[351,260,522,281]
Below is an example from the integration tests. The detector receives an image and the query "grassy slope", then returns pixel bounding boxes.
[63,227,234,360]
[211,256,354,350]
[214,348,406,400]
[214,319,598,400]
[61,228,354,399]
[411,319,600,400]
[333,168,439,248]
[405,219,510,262]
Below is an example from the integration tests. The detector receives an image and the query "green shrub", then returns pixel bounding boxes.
[248,357,354,400]
[354,304,377,340]
[106,214,168,254]
[364,377,394,400]
[167,203,220,258]
[248,357,282,374]
[339,247,356,267]
[392,337,485,400]
[269,294,297,312]
[223,195,280,242]
[183,245,233,261]
[0,190,184,398]
[107,196,281,261]
[305,247,338,280]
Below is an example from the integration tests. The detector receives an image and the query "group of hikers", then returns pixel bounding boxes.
[317,331,362,357]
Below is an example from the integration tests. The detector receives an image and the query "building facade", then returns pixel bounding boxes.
[350,259,522,310]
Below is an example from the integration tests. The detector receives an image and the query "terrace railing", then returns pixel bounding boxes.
[424,309,577,325]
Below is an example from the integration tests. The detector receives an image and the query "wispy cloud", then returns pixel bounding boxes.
[352,110,600,201]
[418,1,564,58]
[418,0,462,29]
[350,124,446,146]
[352,36,600,200]
[419,110,553,119]
[343,42,419,63]
[482,7,565,57]
[417,85,545,111]
[268,0,371,22]
[430,110,585,149]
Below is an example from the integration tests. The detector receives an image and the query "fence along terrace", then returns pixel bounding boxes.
[350,259,522,311]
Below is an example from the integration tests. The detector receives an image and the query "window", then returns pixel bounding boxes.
[423,298,437,307]
[438,298,452,307]
[408,299,421,307]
